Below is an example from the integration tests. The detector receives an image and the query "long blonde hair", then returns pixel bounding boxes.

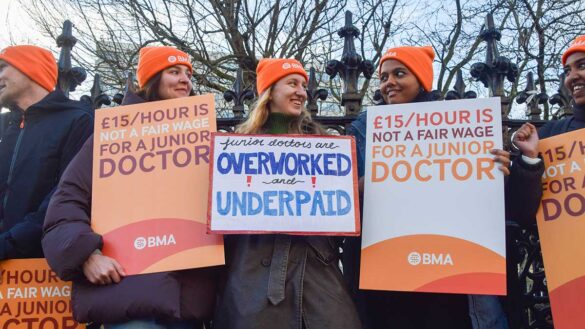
[236,86,326,135]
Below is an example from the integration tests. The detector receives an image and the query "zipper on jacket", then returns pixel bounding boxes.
[2,115,26,210]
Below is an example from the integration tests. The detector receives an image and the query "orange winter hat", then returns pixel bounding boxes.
[562,35,585,66]
[256,58,308,95]
[0,45,57,92]
[379,46,435,92]
[136,46,192,87]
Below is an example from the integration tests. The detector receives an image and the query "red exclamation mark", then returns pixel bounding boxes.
[311,176,316,188]
[247,176,252,187]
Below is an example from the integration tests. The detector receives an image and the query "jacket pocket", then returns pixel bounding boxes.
[305,237,338,266]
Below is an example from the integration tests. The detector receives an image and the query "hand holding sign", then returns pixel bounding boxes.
[82,249,126,285]
[490,149,511,176]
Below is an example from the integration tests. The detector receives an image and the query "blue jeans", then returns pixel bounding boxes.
[468,295,509,329]
[104,319,195,329]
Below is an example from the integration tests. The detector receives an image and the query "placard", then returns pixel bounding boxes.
[360,97,506,295]
[208,133,360,235]
[92,94,224,275]
[535,128,585,328]
[0,259,85,328]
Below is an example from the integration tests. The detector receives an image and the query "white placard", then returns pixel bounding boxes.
[208,133,360,235]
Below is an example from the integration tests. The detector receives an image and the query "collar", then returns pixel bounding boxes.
[573,103,585,121]
[265,112,293,134]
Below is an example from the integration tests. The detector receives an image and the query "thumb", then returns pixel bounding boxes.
[112,259,127,277]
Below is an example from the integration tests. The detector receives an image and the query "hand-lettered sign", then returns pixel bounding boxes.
[0,259,85,328]
[535,128,585,329]
[92,94,224,275]
[360,97,506,295]
[208,133,360,235]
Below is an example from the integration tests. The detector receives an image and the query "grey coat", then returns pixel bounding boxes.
[214,234,362,329]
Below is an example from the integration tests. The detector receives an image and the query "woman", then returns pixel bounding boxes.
[504,35,585,229]
[512,34,585,201]
[42,46,217,329]
[509,35,585,227]
[213,58,362,329]
[346,45,516,329]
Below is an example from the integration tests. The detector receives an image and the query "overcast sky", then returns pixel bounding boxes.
[1,0,54,49]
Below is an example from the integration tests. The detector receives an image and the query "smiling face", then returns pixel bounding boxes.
[269,73,307,116]
[0,60,33,108]
[564,52,585,106]
[157,64,193,100]
[379,59,422,104]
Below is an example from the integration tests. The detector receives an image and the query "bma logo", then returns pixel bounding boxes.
[177,55,190,62]
[387,52,397,57]
[407,251,453,266]
[407,252,422,265]
[282,62,303,70]
[168,55,177,63]
[134,234,177,250]
[569,40,585,49]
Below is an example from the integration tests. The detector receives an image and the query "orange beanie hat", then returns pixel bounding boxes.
[256,58,308,95]
[136,46,193,88]
[378,46,435,92]
[0,45,57,92]
[562,35,585,66]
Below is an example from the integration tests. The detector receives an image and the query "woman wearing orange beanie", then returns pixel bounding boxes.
[213,58,362,329]
[42,46,217,329]
[346,45,514,329]
[511,35,585,165]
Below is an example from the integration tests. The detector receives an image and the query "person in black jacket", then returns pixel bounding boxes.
[347,45,518,329]
[0,45,93,260]
[43,46,217,329]
[508,34,585,228]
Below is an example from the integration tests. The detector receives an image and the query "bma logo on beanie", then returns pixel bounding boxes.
[136,46,193,87]
[282,61,303,70]
[256,58,308,94]
[168,54,190,64]
[569,39,585,49]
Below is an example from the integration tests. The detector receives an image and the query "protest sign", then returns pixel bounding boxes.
[92,94,224,275]
[535,129,585,328]
[208,133,360,235]
[0,259,84,328]
[360,97,506,295]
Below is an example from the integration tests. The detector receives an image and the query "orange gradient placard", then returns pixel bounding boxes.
[0,259,85,328]
[92,94,224,275]
[536,129,585,329]
[360,98,506,295]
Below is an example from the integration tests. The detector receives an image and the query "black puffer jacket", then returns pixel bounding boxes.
[0,90,93,259]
